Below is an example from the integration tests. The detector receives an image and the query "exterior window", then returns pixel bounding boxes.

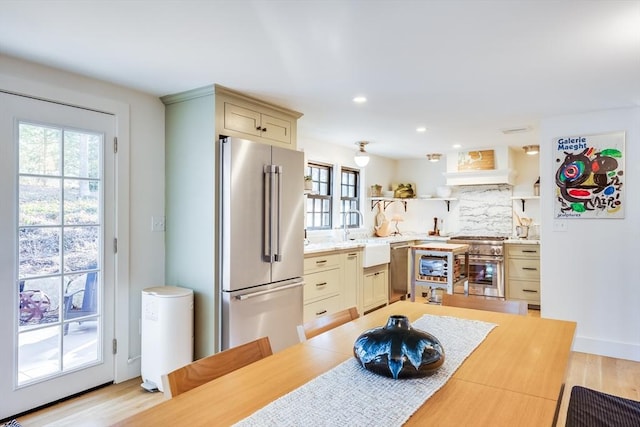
[340,167,361,228]
[306,162,332,230]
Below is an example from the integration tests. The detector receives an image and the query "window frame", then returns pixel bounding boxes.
[340,167,361,228]
[305,162,332,230]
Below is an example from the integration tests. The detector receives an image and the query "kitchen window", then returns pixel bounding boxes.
[340,167,361,228]
[305,162,332,230]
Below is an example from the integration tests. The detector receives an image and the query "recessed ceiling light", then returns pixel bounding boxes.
[453,144,461,149]
[416,127,427,132]
[353,96,367,104]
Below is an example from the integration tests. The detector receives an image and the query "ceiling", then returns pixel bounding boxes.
[1,1,639,159]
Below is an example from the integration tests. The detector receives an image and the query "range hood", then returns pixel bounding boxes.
[443,147,517,186]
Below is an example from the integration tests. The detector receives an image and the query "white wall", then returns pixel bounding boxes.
[0,54,166,380]
[540,107,640,362]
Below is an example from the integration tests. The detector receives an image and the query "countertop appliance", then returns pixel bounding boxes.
[219,137,304,353]
[447,235,506,298]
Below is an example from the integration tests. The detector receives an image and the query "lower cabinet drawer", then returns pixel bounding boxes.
[508,280,540,302]
[303,294,342,322]
[507,259,540,280]
[304,253,341,274]
[303,268,340,302]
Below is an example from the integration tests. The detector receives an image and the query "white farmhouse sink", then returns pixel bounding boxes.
[363,242,390,267]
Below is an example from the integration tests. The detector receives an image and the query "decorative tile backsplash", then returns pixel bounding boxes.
[457,185,512,236]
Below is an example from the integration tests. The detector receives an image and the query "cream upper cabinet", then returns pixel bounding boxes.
[505,243,540,307]
[215,85,302,149]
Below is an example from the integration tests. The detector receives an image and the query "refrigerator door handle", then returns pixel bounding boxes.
[274,165,283,262]
[263,165,277,262]
[235,281,305,300]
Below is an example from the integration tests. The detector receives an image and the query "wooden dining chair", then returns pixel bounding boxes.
[297,306,360,341]
[441,293,528,315]
[161,336,272,398]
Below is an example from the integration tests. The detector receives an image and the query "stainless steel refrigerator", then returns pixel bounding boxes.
[219,137,304,353]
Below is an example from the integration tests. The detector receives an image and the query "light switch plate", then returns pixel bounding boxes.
[552,220,568,232]
[151,215,165,232]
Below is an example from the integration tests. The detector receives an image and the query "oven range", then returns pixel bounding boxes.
[447,235,506,298]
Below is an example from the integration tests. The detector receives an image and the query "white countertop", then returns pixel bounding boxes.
[504,239,540,245]
[304,233,539,254]
[304,232,451,255]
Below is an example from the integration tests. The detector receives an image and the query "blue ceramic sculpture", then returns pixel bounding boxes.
[353,315,445,379]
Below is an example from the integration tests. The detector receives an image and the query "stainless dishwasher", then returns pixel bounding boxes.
[389,242,412,303]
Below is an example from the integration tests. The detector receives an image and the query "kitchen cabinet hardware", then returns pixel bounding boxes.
[315,310,327,316]
[523,250,537,253]
[522,289,538,293]
[522,267,538,271]
[316,260,327,264]
[315,282,327,287]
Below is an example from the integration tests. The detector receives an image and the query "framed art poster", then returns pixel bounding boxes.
[554,131,625,219]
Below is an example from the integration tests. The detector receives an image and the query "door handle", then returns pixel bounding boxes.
[274,165,282,262]
[236,281,304,300]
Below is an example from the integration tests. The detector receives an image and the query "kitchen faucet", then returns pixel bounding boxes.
[342,209,364,241]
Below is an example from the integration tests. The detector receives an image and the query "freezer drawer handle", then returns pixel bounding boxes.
[236,281,304,300]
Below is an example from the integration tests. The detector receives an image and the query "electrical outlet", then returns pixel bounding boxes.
[552,220,568,232]
[151,216,165,232]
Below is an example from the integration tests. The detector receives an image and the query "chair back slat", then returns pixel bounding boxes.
[442,294,528,315]
[300,307,359,340]
[162,337,272,398]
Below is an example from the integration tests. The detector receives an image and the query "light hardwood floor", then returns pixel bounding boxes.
[13,309,640,426]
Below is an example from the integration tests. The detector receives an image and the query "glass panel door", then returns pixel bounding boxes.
[0,92,116,419]
[18,122,103,385]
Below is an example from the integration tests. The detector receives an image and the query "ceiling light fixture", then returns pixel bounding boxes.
[523,145,540,155]
[416,127,427,132]
[426,153,442,162]
[354,141,370,167]
[353,96,367,104]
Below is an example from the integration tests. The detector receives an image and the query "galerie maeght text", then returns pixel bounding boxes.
[555,134,624,218]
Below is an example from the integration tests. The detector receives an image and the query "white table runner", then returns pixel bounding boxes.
[234,314,497,427]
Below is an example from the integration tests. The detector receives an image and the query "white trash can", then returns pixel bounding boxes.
[140,286,193,392]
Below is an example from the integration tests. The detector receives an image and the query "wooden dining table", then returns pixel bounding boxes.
[115,301,576,426]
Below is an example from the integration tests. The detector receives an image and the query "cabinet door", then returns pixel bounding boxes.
[363,268,388,311]
[343,251,360,311]
[261,113,292,145]
[224,102,261,137]
[373,270,388,305]
[363,271,376,310]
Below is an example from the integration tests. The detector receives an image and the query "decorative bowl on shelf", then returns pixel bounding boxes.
[353,315,445,379]
[436,186,452,198]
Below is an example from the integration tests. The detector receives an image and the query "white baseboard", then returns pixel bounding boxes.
[573,335,640,362]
